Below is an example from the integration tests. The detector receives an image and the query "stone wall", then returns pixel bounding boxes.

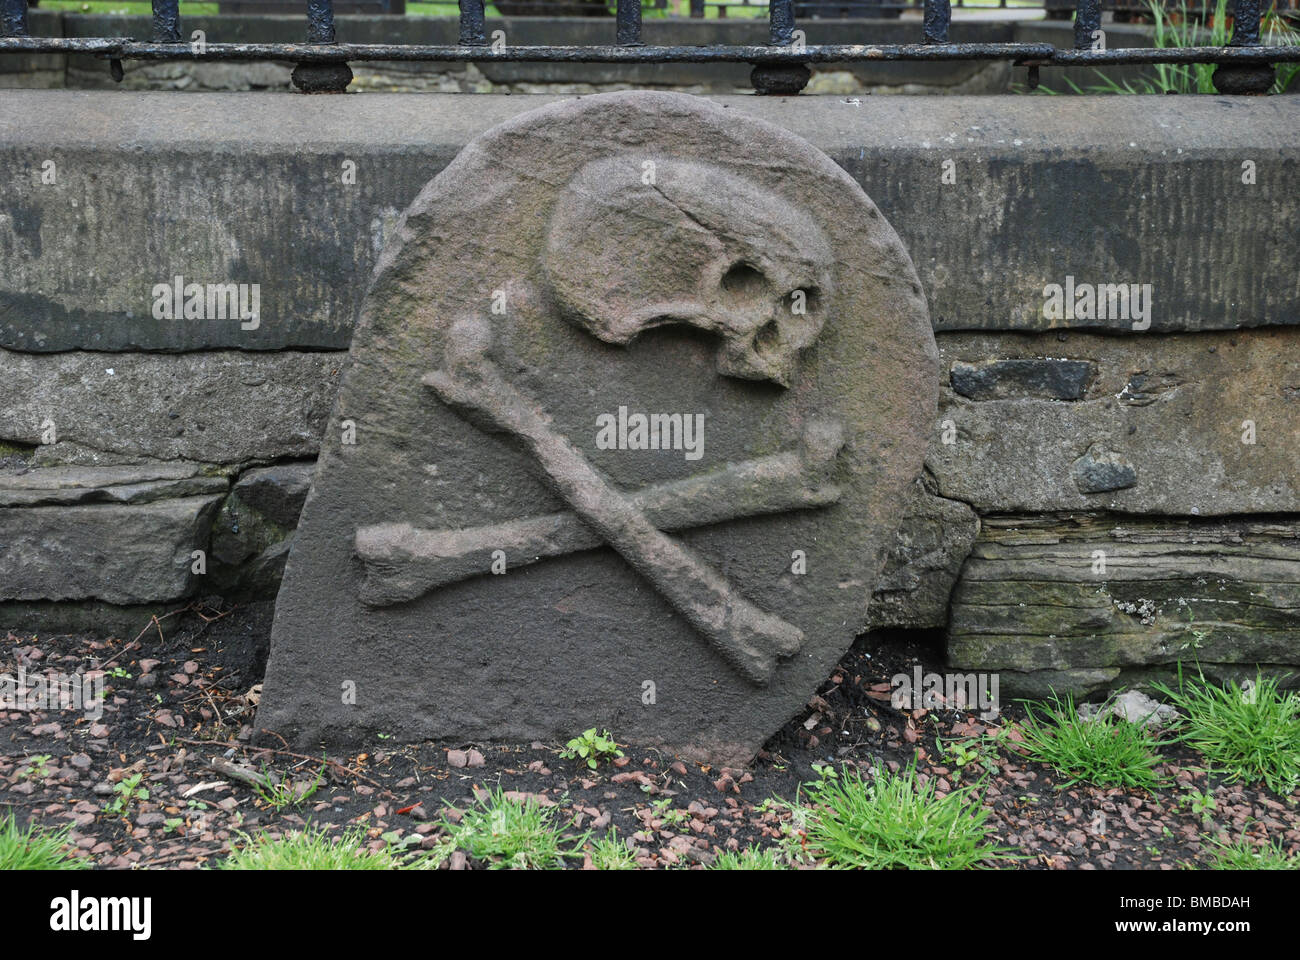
[1,91,1296,696]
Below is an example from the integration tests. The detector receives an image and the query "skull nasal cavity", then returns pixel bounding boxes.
[721,263,768,299]
[755,318,782,354]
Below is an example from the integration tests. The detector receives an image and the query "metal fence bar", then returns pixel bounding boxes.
[459,0,487,46]
[294,0,353,92]
[1074,0,1101,48]
[152,0,182,44]
[769,0,796,45]
[1,0,28,38]
[923,0,950,44]
[307,0,337,44]
[5,40,1298,64]
[1229,0,1263,45]
[1212,0,1272,92]
[616,0,643,45]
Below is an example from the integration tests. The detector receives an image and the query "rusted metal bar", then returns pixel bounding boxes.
[617,0,643,45]
[923,0,950,44]
[1,0,28,38]
[1074,0,1101,49]
[152,0,182,44]
[459,0,487,46]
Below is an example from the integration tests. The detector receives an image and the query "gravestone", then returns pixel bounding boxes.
[257,91,938,763]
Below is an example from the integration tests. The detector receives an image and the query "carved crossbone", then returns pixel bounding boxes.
[385,312,843,685]
[356,417,844,603]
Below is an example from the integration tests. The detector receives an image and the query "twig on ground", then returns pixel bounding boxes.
[176,737,383,788]
[206,758,274,791]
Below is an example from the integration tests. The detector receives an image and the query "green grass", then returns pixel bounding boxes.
[1264,10,1300,93]
[1153,667,1300,796]
[1035,0,1300,95]
[439,787,585,869]
[710,844,786,869]
[1015,693,1168,790]
[783,764,1013,870]
[0,814,89,870]
[1205,834,1299,870]
[587,828,638,870]
[218,823,417,869]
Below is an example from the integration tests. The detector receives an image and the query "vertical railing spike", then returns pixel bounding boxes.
[459,0,487,47]
[769,0,795,46]
[1074,0,1102,49]
[151,0,182,44]
[307,0,336,45]
[1213,0,1273,93]
[0,0,29,38]
[617,0,643,46]
[293,0,351,93]
[751,0,807,95]
[1229,0,1263,46]
[923,0,951,44]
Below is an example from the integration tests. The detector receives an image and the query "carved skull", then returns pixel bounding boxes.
[542,156,833,388]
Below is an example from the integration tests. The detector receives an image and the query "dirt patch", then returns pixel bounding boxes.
[2,604,1296,869]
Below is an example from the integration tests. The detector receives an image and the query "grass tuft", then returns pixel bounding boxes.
[1154,667,1300,796]
[439,787,585,869]
[0,813,89,870]
[1015,692,1168,790]
[218,824,411,870]
[1205,834,1298,870]
[710,844,786,870]
[783,764,1013,870]
[587,828,637,870]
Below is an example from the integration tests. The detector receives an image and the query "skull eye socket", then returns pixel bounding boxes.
[721,262,770,302]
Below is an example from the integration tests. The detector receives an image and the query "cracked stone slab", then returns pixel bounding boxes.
[258,91,938,764]
[0,348,341,464]
[0,463,228,506]
[0,494,225,604]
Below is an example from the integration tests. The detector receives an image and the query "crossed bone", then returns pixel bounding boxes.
[354,313,845,685]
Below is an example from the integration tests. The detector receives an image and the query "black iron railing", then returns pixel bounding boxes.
[0,0,1294,93]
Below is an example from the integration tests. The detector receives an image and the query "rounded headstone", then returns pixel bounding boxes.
[258,91,939,763]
